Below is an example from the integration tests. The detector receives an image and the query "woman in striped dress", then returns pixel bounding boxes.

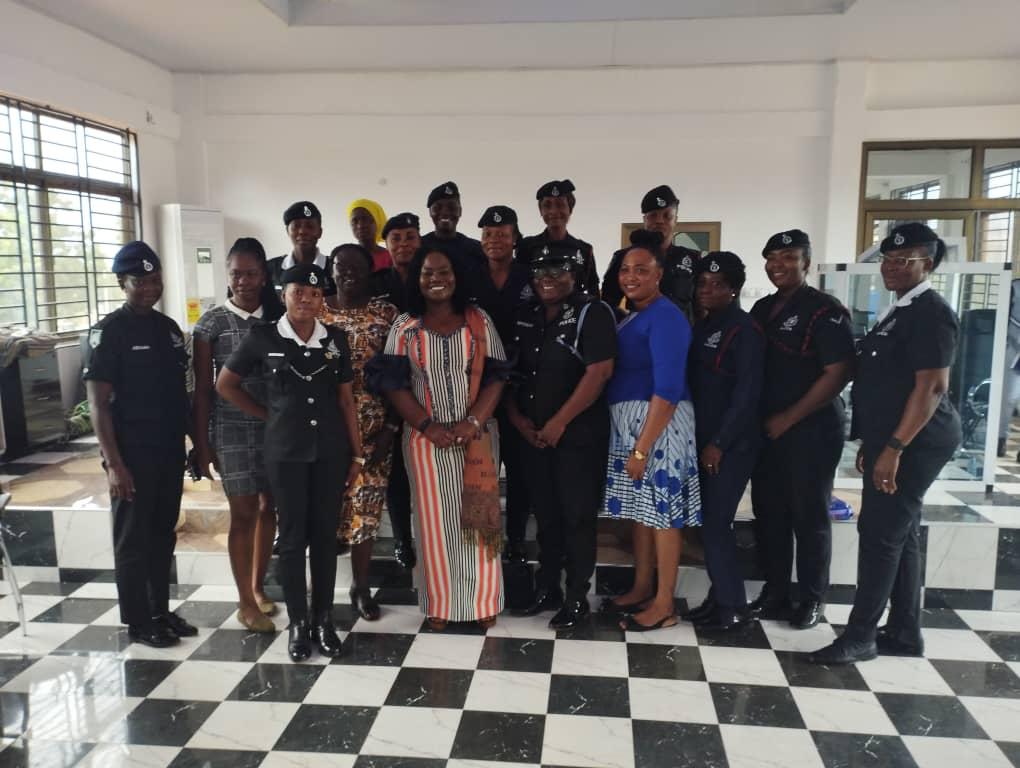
[368,244,508,628]
[600,230,701,632]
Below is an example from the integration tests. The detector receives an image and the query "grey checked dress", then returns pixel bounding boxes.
[193,303,270,497]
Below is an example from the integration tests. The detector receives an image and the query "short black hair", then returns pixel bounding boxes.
[405,243,472,317]
[625,229,666,266]
[330,242,374,272]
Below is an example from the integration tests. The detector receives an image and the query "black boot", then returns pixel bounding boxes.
[513,587,563,617]
[549,598,590,630]
[394,537,417,569]
[313,611,343,658]
[288,620,312,662]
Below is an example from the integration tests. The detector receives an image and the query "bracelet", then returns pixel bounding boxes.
[632,448,648,461]
[351,456,366,466]
[418,416,433,433]
[466,415,481,434]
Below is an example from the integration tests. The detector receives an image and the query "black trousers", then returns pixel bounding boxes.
[267,453,347,623]
[751,424,842,603]
[110,441,184,626]
[700,446,756,611]
[497,409,531,544]
[844,442,955,644]
[386,441,413,545]
[523,438,605,602]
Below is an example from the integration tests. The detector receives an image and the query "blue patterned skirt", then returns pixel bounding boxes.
[601,400,701,529]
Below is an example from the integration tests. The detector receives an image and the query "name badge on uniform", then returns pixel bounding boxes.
[705,330,722,349]
[780,315,799,332]
[131,345,151,351]
[267,352,284,357]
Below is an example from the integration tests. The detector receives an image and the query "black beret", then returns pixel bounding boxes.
[382,212,420,239]
[762,229,810,256]
[427,181,460,208]
[112,241,161,276]
[280,263,328,289]
[530,241,585,271]
[693,250,746,290]
[477,205,518,228]
[535,179,576,200]
[640,185,679,214]
[283,201,321,226]
[880,222,939,253]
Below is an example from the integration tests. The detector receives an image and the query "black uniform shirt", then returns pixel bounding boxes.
[851,287,962,451]
[469,261,535,344]
[371,268,410,314]
[82,305,189,447]
[267,252,337,298]
[749,285,855,435]
[689,302,765,453]
[511,294,617,447]
[517,230,600,297]
[602,244,702,319]
[421,231,487,271]
[225,320,354,463]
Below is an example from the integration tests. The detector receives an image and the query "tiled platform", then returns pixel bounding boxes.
[1,582,1020,767]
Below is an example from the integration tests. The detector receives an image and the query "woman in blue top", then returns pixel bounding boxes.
[601,229,701,631]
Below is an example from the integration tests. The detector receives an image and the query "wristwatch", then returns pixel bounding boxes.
[632,448,648,461]
[886,437,905,452]
[466,415,482,435]
[352,456,367,466]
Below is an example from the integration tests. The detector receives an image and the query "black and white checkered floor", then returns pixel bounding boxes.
[1,581,1020,767]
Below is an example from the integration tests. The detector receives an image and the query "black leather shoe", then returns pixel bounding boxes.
[791,600,824,629]
[549,598,590,629]
[128,622,179,648]
[514,587,563,617]
[313,613,343,658]
[748,586,793,618]
[158,612,198,638]
[809,637,878,665]
[506,540,528,564]
[288,620,312,662]
[695,609,751,632]
[394,538,417,569]
[681,595,716,622]
[876,627,924,657]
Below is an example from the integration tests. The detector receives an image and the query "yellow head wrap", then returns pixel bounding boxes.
[346,199,387,245]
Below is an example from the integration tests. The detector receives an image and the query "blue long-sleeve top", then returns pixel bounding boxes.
[607,295,691,405]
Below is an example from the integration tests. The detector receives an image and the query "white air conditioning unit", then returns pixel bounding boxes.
[157,205,227,332]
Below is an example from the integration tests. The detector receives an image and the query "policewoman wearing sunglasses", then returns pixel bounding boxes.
[507,242,617,628]
[217,263,364,662]
[683,251,764,631]
[812,223,961,665]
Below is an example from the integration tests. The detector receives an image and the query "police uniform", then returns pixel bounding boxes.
[371,212,420,314]
[267,201,338,299]
[422,182,486,269]
[517,180,600,297]
[512,244,617,621]
[224,264,355,657]
[749,230,855,620]
[601,186,701,319]
[818,224,961,661]
[82,242,192,641]
[472,205,536,555]
[688,253,765,625]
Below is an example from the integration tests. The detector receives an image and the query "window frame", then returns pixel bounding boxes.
[0,94,141,333]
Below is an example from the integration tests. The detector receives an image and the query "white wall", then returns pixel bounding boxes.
[0,0,179,241]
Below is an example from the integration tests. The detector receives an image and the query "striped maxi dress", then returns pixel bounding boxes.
[383,309,505,622]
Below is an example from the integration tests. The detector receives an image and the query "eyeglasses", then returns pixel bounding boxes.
[532,266,570,280]
[879,254,929,268]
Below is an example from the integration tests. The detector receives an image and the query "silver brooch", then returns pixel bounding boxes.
[142,259,154,272]
[893,233,905,246]
[781,233,792,245]
[493,212,502,223]
[309,273,319,286]
[303,205,312,217]
[709,261,720,272]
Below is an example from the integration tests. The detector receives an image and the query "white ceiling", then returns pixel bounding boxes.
[11,0,1020,73]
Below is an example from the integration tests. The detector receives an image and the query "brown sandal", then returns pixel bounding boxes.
[477,616,497,630]
[427,617,448,631]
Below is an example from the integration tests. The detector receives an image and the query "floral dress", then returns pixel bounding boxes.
[320,299,398,543]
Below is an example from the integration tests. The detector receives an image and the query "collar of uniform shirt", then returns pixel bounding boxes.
[277,314,328,347]
[876,279,932,324]
[223,300,264,321]
[281,250,328,271]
